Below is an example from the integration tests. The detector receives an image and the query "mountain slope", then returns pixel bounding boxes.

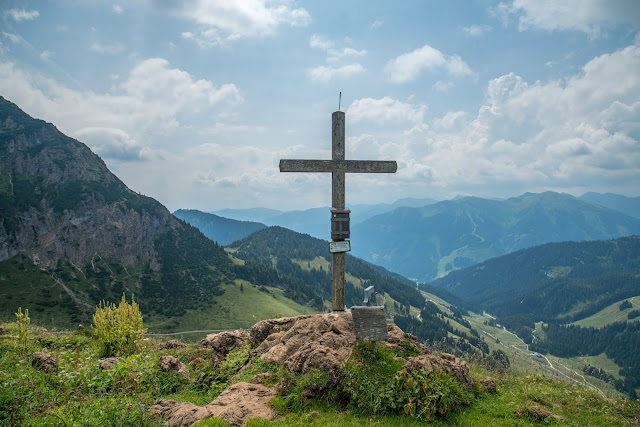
[580,192,640,220]
[426,235,640,322]
[173,209,266,245]
[351,192,640,282]
[0,97,237,326]
[227,226,425,312]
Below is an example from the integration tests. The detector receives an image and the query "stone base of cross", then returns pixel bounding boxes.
[280,110,397,311]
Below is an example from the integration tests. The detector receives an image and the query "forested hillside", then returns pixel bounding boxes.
[351,192,640,282]
[228,226,425,311]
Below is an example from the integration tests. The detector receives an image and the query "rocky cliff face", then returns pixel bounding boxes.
[0,96,175,271]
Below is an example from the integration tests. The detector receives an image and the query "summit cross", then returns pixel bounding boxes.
[279,110,397,311]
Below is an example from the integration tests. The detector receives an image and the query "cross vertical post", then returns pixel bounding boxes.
[279,108,397,312]
[331,111,346,311]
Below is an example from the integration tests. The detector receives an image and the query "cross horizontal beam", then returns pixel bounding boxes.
[280,159,397,173]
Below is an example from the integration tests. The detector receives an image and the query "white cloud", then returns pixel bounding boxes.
[74,127,151,161]
[308,34,367,83]
[433,81,454,93]
[4,9,39,22]
[113,5,124,14]
[0,57,242,157]
[347,97,426,124]
[385,44,473,83]
[2,32,20,43]
[171,0,310,47]
[371,19,384,30]
[90,42,125,55]
[499,0,640,36]
[463,24,492,36]
[308,64,365,83]
[309,34,366,62]
[40,50,53,61]
[392,44,640,197]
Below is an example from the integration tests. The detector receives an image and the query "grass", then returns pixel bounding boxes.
[144,281,319,339]
[573,296,640,328]
[1,319,639,426]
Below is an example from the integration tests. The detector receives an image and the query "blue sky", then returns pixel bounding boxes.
[1,1,639,211]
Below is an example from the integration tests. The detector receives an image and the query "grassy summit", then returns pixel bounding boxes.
[1,314,638,426]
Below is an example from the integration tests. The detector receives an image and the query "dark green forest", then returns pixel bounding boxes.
[229,226,425,310]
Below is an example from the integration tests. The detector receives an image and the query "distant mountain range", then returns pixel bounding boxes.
[350,192,640,282]
[173,209,266,246]
[210,192,640,282]
[212,197,439,240]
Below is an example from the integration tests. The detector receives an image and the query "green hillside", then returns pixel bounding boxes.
[427,235,640,322]
[352,192,640,282]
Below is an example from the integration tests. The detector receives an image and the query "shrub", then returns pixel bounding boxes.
[93,294,146,358]
[340,342,473,420]
[14,307,30,355]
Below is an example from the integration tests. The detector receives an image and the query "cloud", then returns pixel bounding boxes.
[90,42,125,55]
[0,57,242,158]
[40,50,53,61]
[4,9,39,22]
[433,81,454,93]
[308,34,367,83]
[371,19,384,30]
[498,0,640,36]
[463,24,492,36]
[308,64,365,83]
[74,127,151,161]
[385,44,473,83]
[170,0,310,47]
[390,44,640,197]
[347,97,426,124]
[2,32,20,43]
[113,5,123,14]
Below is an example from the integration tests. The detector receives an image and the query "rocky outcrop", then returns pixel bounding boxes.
[31,352,57,373]
[252,312,356,374]
[515,406,566,422]
[403,353,474,387]
[201,330,249,363]
[99,357,123,370]
[159,356,190,378]
[150,382,278,426]
[152,312,475,426]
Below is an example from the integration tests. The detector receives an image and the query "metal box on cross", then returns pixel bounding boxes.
[330,208,350,240]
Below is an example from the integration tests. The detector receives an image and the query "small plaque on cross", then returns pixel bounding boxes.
[351,306,389,342]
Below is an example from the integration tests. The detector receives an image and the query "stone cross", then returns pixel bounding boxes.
[279,110,397,311]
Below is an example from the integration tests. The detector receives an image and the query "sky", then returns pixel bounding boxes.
[1,0,639,212]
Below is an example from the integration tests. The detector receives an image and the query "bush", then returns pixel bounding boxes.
[14,307,30,355]
[340,343,473,420]
[93,294,146,357]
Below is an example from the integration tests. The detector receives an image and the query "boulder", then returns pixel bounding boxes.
[159,355,190,378]
[515,406,566,422]
[386,324,430,354]
[99,357,123,370]
[252,312,429,375]
[479,378,497,393]
[403,353,474,387]
[201,330,250,363]
[253,312,356,374]
[31,352,57,373]
[151,382,278,426]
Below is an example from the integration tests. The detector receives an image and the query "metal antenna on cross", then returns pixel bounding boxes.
[338,92,342,112]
